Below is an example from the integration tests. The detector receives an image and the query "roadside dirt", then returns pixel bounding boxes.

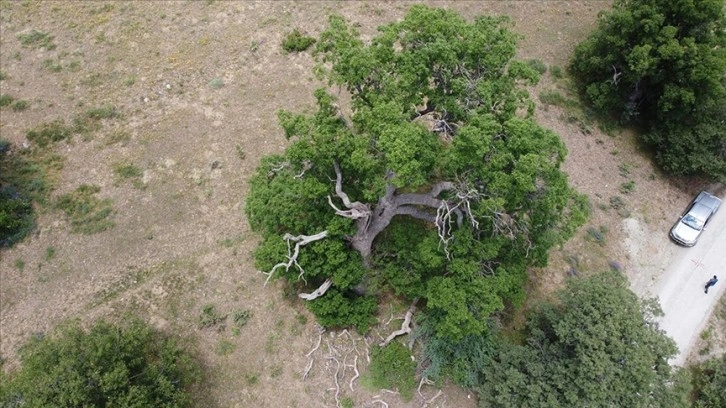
[1,2,720,407]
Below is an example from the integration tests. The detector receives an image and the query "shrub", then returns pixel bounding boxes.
[0,94,13,107]
[363,342,416,401]
[55,184,114,234]
[0,186,34,247]
[17,29,55,50]
[0,319,199,407]
[198,304,227,331]
[282,29,316,53]
[0,140,36,247]
[26,120,72,148]
[306,288,377,333]
[526,59,547,75]
[11,100,29,111]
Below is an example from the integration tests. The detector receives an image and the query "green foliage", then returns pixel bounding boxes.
[0,319,198,407]
[414,314,494,388]
[247,6,585,339]
[0,185,34,247]
[526,59,547,75]
[198,304,227,331]
[550,65,563,79]
[232,309,252,329]
[0,140,36,247]
[306,288,377,333]
[73,105,120,135]
[477,271,688,408]
[363,342,416,401]
[0,94,13,107]
[55,184,115,234]
[11,100,29,112]
[26,120,72,148]
[17,29,55,50]
[691,354,726,407]
[619,180,636,194]
[282,29,316,52]
[570,0,726,181]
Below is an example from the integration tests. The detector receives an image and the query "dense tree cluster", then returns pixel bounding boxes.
[570,0,726,180]
[246,5,587,340]
[0,320,198,407]
[477,272,690,408]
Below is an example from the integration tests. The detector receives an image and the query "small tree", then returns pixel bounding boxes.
[0,319,199,407]
[246,5,587,339]
[477,271,690,408]
[570,0,726,180]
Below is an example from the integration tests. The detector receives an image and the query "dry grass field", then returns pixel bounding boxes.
[1,1,721,407]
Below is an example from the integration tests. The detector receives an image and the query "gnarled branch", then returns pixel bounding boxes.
[379,299,418,347]
[262,231,328,286]
[298,278,333,300]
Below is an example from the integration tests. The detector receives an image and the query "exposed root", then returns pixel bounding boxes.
[348,355,359,391]
[325,354,341,408]
[418,376,435,398]
[370,400,389,408]
[306,324,325,357]
[302,359,314,380]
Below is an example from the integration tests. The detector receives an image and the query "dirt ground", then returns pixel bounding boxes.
[1,2,721,407]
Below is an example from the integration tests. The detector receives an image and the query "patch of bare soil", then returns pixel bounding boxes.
[1,2,716,407]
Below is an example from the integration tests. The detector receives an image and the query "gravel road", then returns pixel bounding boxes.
[646,192,726,366]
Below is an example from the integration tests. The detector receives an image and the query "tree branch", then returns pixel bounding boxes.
[262,231,328,286]
[298,278,333,300]
[379,299,418,347]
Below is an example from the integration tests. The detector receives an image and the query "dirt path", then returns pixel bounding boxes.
[626,192,726,366]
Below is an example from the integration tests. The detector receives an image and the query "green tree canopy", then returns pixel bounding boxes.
[477,272,690,408]
[0,319,199,408]
[691,354,726,407]
[570,0,726,180]
[246,5,587,340]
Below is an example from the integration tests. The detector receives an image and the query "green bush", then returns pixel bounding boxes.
[282,29,316,53]
[363,342,416,401]
[0,319,199,407]
[306,288,377,333]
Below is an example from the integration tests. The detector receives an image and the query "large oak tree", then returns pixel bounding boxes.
[246,5,587,339]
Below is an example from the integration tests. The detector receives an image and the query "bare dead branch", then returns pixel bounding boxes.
[379,299,418,347]
[328,195,371,220]
[262,231,328,286]
[293,160,313,179]
[298,278,333,300]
